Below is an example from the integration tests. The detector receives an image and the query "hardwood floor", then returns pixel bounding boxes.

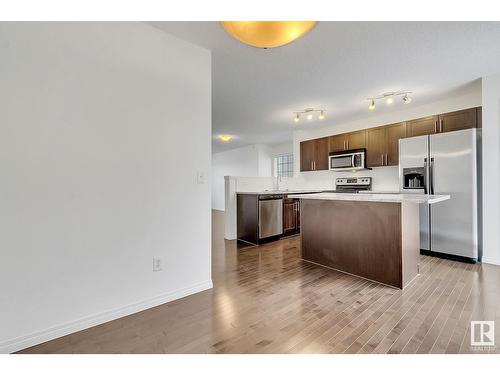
[19,210,500,354]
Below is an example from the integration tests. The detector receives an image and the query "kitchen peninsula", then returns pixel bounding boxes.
[289,193,450,289]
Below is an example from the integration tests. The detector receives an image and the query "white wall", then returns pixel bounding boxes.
[0,23,212,353]
[270,141,294,157]
[481,74,500,265]
[212,144,273,210]
[292,85,482,190]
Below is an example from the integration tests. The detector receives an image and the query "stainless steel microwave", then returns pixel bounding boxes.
[329,148,366,171]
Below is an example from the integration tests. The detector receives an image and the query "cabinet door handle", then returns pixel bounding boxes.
[385,154,388,166]
[434,120,437,133]
[381,154,384,165]
[343,140,346,150]
[439,119,443,132]
[311,161,313,170]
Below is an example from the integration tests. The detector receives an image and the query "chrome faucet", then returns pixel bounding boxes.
[274,175,282,191]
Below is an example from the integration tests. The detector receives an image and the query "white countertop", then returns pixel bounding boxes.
[236,190,322,195]
[288,192,450,204]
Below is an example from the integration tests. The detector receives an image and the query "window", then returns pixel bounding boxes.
[274,153,294,177]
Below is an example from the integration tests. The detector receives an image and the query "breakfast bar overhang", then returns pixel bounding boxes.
[288,193,450,289]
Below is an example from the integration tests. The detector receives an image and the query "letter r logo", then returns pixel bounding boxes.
[471,321,495,346]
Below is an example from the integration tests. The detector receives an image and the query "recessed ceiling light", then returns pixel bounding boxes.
[219,134,233,142]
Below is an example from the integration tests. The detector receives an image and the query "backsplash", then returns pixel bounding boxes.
[277,166,399,192]
[232,166,399,193]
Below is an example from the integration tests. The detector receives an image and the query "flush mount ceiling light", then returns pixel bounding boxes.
[221,21,317,49]
[293,108,326,123]
[219,134,233,142]
[366,91,413,110]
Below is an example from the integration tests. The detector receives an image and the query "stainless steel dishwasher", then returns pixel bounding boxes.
[258,194,283,239]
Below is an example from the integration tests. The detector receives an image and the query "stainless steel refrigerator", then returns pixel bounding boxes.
[399,128,480,261]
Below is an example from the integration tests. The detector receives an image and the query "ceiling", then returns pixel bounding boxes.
[150,22,500,153]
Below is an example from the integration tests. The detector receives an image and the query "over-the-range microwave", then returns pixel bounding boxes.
[329,148,367,171]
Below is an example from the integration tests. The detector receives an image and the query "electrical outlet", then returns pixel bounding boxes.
[153,257,162,272]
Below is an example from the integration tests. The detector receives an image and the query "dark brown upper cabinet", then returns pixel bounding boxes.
[406,115,439,137]
[300,137,329,171]
[346,130,366,150]
[300,139,315,172]
[328,134,345,153]
[385,122,407,166]
[438,108,477,133]
[406,107,479,137]
[366,126,387,167]
[366,122,406,167]
[328,130,366,153]
[314,137,329,170]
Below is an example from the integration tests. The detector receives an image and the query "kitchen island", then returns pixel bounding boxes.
[288,193,450,289]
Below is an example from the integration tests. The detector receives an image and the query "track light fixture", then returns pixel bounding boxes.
[292,108,327,123]
[367,91,413,110]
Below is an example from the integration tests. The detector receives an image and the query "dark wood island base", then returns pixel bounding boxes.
[300,199,420,289]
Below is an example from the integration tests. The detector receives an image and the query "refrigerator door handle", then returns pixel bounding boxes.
[429,157,435,195]
[423,157,428,194]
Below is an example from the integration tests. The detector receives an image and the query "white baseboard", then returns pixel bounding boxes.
[1,279,213,354]
[482,257,500,266]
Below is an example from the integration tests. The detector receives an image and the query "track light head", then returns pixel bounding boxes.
[402,94,412,104]
[318,111,325,120]
[294,113,300,123]
[368,100,376,110]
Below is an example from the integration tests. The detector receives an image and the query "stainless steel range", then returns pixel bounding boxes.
[324,177,372,193]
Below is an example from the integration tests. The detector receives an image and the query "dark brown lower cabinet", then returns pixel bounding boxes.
[283,198,300,235]
[300,199,420,289]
